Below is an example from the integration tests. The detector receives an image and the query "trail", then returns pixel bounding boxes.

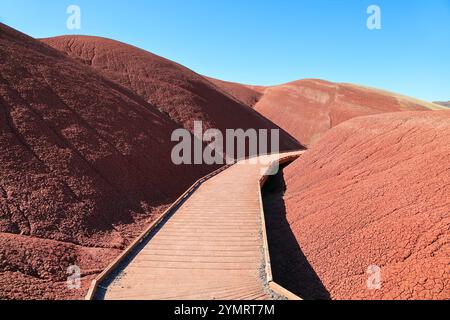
[87,151,303,300]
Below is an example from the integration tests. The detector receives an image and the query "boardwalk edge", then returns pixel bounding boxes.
[258,151,305,301]
[85,151,304,300]
[85,164,233,300]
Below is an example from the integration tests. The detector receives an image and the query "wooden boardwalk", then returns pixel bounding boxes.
[93,151,302,300]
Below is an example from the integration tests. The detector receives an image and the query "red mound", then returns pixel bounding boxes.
[42,36,300,153]
[0,233,118,299]
[205,77,264,107]
[282,111,450,299]
[252,79,438,146]
[0,23,210,299]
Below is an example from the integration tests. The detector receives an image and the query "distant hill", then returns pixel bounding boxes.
[434,101,450,107]
[205,77,264,107]
[210,78,445,146]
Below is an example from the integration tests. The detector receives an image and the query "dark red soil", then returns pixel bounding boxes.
[0,23,211,299]
[252,79,432,146]
[42,36,300,153]
[0,233,119,300]
[282,111,450,299]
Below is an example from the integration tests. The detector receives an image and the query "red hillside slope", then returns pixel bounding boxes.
[280,111,450,299]
[0,23,211,299]
[205,77,264,107]
[42,36,301,153]
[216,78,442,146]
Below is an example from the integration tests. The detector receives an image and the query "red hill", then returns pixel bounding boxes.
[42,36,301,153]
[279,111,450,299]
[0,23,210,299]
[205,77,264,108]
[212,78,443,146]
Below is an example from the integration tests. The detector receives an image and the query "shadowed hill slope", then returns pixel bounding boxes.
[0,23,211,299]
[205,77,264,107]
[282,111,450,300]
[42,36,301,153]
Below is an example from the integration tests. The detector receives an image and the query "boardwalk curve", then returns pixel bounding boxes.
[87,151,304,300]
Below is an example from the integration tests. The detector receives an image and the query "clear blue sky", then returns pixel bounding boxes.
[1,0,449,101]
